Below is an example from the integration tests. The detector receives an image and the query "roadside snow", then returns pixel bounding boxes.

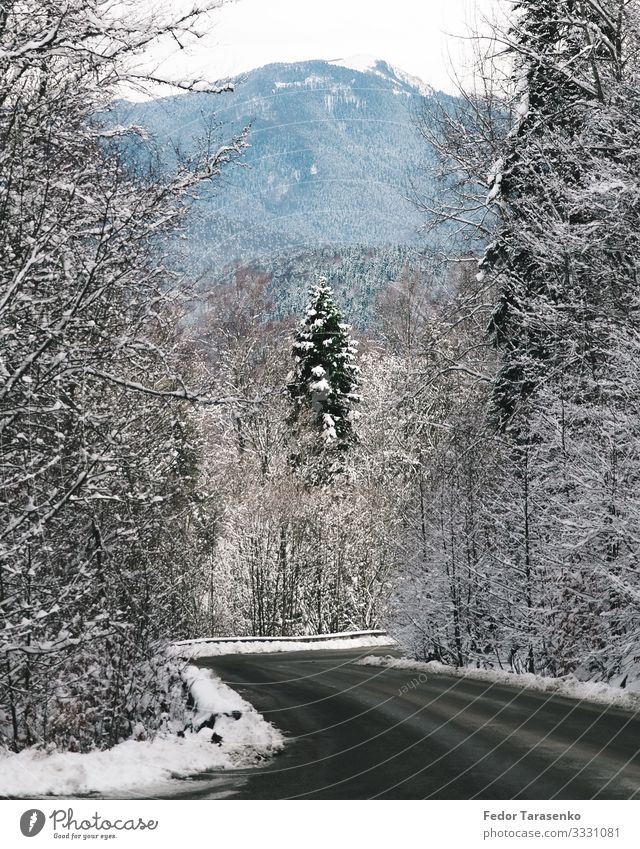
[0,665,283,798]
[182,663,245,713]
[357,656,640,711]
[172,632,398,659]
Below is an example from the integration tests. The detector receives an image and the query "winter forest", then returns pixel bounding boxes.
[2,0,640,758]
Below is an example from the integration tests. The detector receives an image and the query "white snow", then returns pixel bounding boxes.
[274,75,329,90]
[171,631,398,659]
[0,664,283,798]
[486,157,504,204]
[387,64,434,97]
[182,663,245,716]
[357,656,640,711]
[329,53,380,74]
[310,377,331,393]
[329,55,433,96]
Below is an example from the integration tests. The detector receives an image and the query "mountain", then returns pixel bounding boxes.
[114,58,454,278]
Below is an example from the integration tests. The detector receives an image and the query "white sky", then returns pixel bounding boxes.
[145,0,500,94]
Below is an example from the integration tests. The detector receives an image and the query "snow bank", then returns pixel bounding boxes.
[182,663,246,714]
[357,656,640,711]
[171,631,398,659]
[0,665,283,798]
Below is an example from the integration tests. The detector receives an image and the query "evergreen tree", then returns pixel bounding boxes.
[482,0,632,430]
[475,0,640,675]
[288,280,360,480]
[411,0,640,679]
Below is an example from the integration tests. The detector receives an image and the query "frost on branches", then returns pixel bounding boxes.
[393,0,640,686]
[187,276,391,638]
[0,0,242,753]
[288,280,360,482]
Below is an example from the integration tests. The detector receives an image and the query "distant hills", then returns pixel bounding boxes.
[208,244,449,328]
[114,57,456,281]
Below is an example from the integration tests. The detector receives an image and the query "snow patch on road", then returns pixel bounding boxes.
[357,656,640,711]
[0,665,283,798]
[172,632,398,659]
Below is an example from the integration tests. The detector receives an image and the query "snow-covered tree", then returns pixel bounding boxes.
[288,280,360,481]
[481,0,638,430]
[399,0,640,682]
[186,275,392,637]
[0,0,242,752]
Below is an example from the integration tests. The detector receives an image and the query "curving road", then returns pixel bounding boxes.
[170,647,640,800]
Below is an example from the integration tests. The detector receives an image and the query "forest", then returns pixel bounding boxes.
[1,0,640,756]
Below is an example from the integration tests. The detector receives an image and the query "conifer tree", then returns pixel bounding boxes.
[288,280,360,480]
[482,0,632,430]
[475,0,640,675]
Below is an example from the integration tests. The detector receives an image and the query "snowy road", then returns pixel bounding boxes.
[165,647,640,800]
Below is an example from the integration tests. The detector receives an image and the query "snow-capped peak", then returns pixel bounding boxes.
[329,53,381,74]
[385,63,434,98]
[329,55,433,96]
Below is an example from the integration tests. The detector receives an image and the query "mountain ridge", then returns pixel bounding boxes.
[114,58,452,277]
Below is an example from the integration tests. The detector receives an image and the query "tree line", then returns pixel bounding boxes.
[0,0,243,752]
[199,0,640,688]
[393,0,640,680]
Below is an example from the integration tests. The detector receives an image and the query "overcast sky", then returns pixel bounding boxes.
[144,0,500,95]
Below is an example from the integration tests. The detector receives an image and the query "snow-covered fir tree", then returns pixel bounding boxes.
[483,0,636,431]
[288,280,360,481]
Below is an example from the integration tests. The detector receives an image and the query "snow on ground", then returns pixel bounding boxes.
[183,663,245,714]
[0,665,283,798]
[357,655,640,711]
[171,631,398,659]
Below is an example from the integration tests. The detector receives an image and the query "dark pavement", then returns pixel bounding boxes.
[164,647,640,800]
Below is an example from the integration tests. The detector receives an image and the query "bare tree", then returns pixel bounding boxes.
[0,0,244,751]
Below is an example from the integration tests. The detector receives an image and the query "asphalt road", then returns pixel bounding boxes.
[170,647,640,800]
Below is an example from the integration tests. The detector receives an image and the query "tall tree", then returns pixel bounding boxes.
[483,0,636,430]
[288,280,360,482]
[400,0,640,680]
